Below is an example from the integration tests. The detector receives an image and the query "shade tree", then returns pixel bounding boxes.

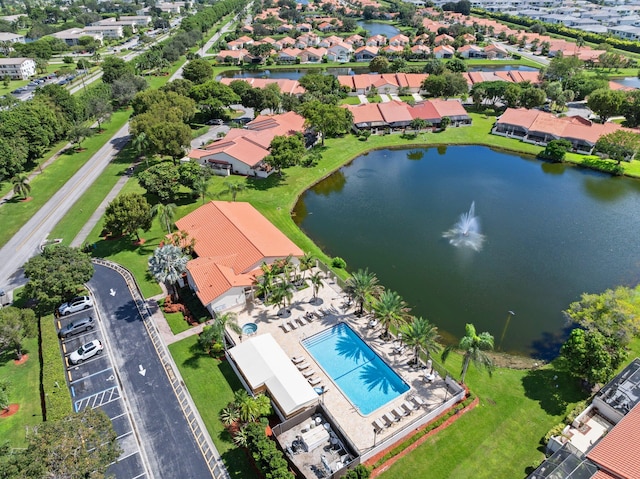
[595,130,640,164]
[103,193,152,241]
[587,88,625,123]
[0,306,37,360]
[298,101,352,145]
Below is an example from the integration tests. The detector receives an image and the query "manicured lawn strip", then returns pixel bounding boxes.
[0,337,42,447]
[340,96,362,105]
[0,109,131,249]
[169,336,258,479]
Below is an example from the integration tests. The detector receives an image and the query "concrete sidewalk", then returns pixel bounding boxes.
[147,294,211,346]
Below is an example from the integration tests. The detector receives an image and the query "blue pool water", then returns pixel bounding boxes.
[302,323,409,415]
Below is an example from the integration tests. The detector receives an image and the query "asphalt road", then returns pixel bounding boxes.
[0,125,131,294]
[89,263,214,478]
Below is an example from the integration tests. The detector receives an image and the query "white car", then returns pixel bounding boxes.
[58,296,93,316]
[69,340,103,364]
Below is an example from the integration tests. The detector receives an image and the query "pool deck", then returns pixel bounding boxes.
[226,269,452,453]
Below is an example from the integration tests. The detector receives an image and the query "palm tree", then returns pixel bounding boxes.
[234,390,261,423]
[253,262,276,302]
[148,244,188,299]
[131,132,150,165]
[192,175,211,205]
[372,290,411,339]
[299,252,315,282]
[11,173,31,200]
[215,311,242,349]
[271,279,295,315]
[402,316,441,364]
[442,323,495,384]
[345,268,383,316]
[308,270,324,304]
[219,180,246,201]
[151,202,177,234]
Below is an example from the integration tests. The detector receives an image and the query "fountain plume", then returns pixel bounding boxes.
[443,201,485,251]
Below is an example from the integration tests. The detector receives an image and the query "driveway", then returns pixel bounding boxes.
[88,262,226,479]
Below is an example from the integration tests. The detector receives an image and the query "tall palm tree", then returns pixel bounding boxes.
[192,175,211,205]
[253,263,275,302]
[219,180,246,201]
[298,252,315,282]
[442,323,495,384]
[345,268,383,316]
[402,316,441,364]
[308,270,324,303]
[148,244,188,298]
[151,202,177,234]
[11,173,31,199]
[372,290,411,339]
[270,279,295,314]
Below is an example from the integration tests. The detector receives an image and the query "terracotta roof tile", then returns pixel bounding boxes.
[587,403,640,479]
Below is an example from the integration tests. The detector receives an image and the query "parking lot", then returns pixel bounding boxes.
[57,310,150,479]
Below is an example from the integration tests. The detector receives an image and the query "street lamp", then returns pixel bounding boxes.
[373,428,377,447]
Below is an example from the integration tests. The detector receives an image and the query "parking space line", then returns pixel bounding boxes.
[116,431,133,441]
[74,386,121,412]
[109,450,140,465]
[69,366,113,385]
[111,412,127,420]
[131,473,148,479]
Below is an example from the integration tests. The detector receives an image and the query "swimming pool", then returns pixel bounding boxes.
[302,323,409,415]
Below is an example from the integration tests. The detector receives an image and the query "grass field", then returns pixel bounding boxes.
[159,298,191,335]
[0,338,42,448]
[169,336,258,479]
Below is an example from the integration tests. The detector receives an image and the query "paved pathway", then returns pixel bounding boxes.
[412,93,423,102]
[379,94,391,103]
[390,93,401,102]
[357,94,369,104]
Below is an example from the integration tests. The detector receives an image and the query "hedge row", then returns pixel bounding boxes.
[372,393,476,469]
[245,422,294,479]
[41,315,72,421]
[473,9,640,55]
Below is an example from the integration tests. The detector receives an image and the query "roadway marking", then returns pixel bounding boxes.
[138,364,146,376]
[74,385,121,411]
[69,366,113,385]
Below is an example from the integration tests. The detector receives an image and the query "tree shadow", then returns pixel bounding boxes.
[521,368,588,416]
[246,173,285,191]
[529,326,573,362]
[0,345,31,364]
[180,340,208,369]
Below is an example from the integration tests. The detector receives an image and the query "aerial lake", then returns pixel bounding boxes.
[293,145,640,358]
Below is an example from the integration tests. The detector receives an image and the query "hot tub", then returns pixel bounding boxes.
[242,322,257,336]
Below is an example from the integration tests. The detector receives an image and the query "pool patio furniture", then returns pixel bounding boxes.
[280,322,292,333]
[302,369,316,377]
[392,406,407,420]
[296,316,309,326]
[368,319,378,329]
[384,412,398,424]
[423,372,436,382]
[411,395,426,408]
[309,377,322,386]
[297,362,310,370]
[291,356,305,364]
[373,417,387,432]
[288,319,298,329]
[401,401,416,414]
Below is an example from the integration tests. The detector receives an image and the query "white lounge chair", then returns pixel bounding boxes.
[392,407,407,420]
[297,362,310,370]
[308,377,322,386]
[402,401,416,414]
[383,412,397,424]
[372,418,386,432]
[288,319,298,329]
[295,316,308,327]
[302,369,316,378]
[291,356,305,364]
[280,322,292,333]
[412,395,426,408]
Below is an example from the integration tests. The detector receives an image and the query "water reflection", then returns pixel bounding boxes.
[311,170,347,196]
[541,162,566,175]
[407,150,424,161]
[583,176,633,202]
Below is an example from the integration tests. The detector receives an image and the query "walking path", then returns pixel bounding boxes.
[379,94,391,103]
[412,93,423,102]
[357,94,369,104]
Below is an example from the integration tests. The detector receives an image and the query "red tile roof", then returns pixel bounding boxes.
[587,403,640,479]
[176,201,303,305]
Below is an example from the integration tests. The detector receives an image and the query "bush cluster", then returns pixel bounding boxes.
[245,422,294,479]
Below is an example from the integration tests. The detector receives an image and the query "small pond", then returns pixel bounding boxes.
[356,20,401,38]
[293,145,640,358]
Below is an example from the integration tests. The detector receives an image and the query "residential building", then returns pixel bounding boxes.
[0,57,36,80]
[354,45,379,62]
[493,108,626,153]
[338,73,427,95]
[51,28,103,46]
[175,201,304,315]
[220,77,305,96]
[433,45,455,58]
[0,32,25,44]
[327,42,353,62]
[83,24,124,39]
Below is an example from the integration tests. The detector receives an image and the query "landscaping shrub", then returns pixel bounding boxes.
[245,422,294,479]
[41,316,72,421]
[332,257,347,269]
[543,422,567,444]
[344,464,371,479]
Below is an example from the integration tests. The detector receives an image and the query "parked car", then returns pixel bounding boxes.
[58,296,93,316]
[69,340,103,364]
[58,316,95,338]
[206,118,224,125]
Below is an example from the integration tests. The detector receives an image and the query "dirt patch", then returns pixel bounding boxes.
[19,197,33,202]
[13,354,29,366]
[0,404,20,418]
[133,238,146,246]
[488,351,545,370]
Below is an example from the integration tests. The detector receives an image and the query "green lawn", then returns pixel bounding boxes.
[169,336,258,479]
[0,338,42,447]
